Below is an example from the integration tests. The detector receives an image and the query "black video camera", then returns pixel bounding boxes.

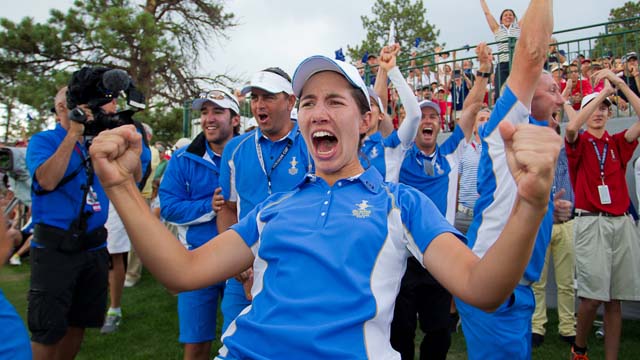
[66,67,146,137]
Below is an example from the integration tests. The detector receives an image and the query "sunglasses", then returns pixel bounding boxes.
[199,90,238,105]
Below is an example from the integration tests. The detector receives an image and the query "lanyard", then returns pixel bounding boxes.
[255,132,293,194]
[74,143,93,186]
[588,139,608,183]
[418,151,438,176]
[455,85,463,105]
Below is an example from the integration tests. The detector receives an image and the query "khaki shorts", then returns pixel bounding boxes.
[574,214,640,301]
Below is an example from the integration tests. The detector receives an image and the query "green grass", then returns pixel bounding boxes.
[2,259,639,359]
[0,258,223,359]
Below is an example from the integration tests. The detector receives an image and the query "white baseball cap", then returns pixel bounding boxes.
[580,92,611,110]
[367,87,384,112]
[292,55,371,110]
[174,137,191,149]
[419,100,441,115]
[241,70,294,96]
[192,88,240,114]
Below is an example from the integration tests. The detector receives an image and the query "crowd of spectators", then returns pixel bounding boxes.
[2,1,640,360]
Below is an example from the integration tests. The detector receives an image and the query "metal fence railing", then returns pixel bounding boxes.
[182,17,640,137]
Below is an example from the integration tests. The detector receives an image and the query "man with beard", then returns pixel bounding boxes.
[159,88,240,360]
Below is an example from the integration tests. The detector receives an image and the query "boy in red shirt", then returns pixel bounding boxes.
[564,69,640,360]
[562,64,593,110]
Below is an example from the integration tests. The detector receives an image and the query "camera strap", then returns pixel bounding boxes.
[70,148,95,234]
[31,165,83,196]
[32,143,96,234]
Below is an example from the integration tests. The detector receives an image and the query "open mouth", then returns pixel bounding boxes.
[422,126,434,136]
[257,113,269,122]
[205,125,219,131]
[312,130,338,156]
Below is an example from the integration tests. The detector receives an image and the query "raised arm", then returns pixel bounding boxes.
[506,0,553,109]
[424,122,561,310]
[460,43,493,141]
[565,80,615,143]
[374,47,394,137]
[480,0,500,33]
[34,121,84,191]
[379,44,421,147]
[90,125,254,293]
[592,69,640,141]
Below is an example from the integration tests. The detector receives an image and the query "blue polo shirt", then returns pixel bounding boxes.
[359,66,421,184]
[360,131,407,182]
[466,86,554,282]
[219,122,312,219]
[217,167,463,359]
[0,290,31,359]
[27,124,108,234]
[399,126,465,224]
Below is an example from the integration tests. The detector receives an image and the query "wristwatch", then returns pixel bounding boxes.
[476,71,491,78]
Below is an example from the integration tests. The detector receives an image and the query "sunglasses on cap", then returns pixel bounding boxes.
[199,90,237,104]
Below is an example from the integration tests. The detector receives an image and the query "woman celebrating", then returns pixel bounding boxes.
[89,53,560,359]
[480,0,522,100]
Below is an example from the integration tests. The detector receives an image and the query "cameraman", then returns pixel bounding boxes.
[26,83,142,359]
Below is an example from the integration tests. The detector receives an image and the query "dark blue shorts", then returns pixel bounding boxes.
[455,284,535,360]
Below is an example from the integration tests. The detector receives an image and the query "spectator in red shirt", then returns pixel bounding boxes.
[432,87,450,131]
[564,69,640,360]
[591,61,605,92]
[561,64,593,110]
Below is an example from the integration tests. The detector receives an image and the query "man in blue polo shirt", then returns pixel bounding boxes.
[160,88,240,359]
[26,84,114,359]
[358,44,420,183]
[391,43,493,360]
[455,1,562,359]
[216,67,312,332]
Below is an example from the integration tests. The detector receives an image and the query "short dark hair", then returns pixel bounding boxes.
[261,67,292,83]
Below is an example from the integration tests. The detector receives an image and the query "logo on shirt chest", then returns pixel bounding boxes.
[352,200,372,219]
[369,146,379,159]
[288,156,299,175]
